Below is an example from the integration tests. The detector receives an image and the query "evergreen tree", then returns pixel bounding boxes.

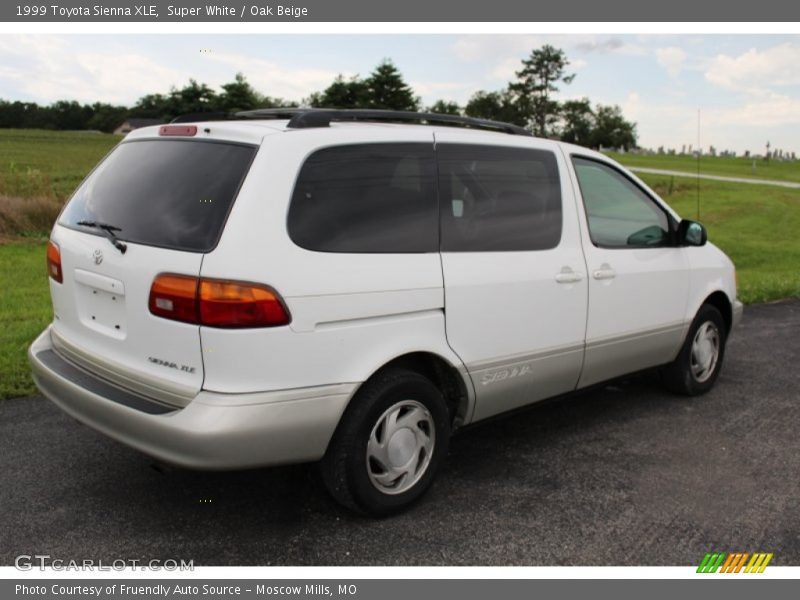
[510,45,575,136]
[464,90,525,126]
[218,73,262,112]
[590,104,637,150]
[428,100,461,115]
[168,79,218,115]
[308,75,367,108]
[559,98,594,146]
[88,103,130,133]
[363,60,419,111]
[130,93,170,119]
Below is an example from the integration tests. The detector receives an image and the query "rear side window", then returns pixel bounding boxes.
[60,140,256,252]
[287,143,437,253]
[438,144,562,252]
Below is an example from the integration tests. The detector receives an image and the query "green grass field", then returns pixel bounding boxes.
[0,242,52,399]
[640,174,800,304]
[604,151,800,184]
[0,129,120,198]
[0,130,798,399]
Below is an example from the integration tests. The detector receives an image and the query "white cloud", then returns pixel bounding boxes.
[617,94,699,151]
[705,93,800,128]
[0,35,184,104]
[575,37,647,56]
[622,91,642,119]
[202,51,347,101]
[0,36,348,105]
[69,53,184,104]
[489,57,521,81]
[705,43,800,94]
[450,37,593,89]
[656,47,687,78]
[410,80,478,105]
[448,35,640,68]
[449,36,537,62]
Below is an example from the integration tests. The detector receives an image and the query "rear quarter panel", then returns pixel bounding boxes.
[198,126,466,396]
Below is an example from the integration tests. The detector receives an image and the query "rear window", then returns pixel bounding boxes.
[59,139,257,252]
[287,143,438,253]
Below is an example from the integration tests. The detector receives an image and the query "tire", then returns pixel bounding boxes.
[320,368,450,516]
[661,304,727,396]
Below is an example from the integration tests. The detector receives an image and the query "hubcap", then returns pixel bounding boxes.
[690,321,720,383]
[366,400,435,495]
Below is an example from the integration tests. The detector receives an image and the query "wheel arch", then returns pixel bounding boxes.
[347,351,474,431]
[701,290,734,333]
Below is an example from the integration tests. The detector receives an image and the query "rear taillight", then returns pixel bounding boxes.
[47,240,62,283]
[149,274,199,323]
[149,274,291,328]
[199,279,291,328]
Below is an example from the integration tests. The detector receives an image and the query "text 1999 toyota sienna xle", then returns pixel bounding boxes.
[29,109,742,515]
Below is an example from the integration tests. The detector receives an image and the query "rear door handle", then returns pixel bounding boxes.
[592,265,616,280]
[555,268,584,284]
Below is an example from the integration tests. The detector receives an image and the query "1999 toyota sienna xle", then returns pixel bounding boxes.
[29,109,743,515]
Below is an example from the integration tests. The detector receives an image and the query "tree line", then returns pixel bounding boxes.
[0,45,637,149]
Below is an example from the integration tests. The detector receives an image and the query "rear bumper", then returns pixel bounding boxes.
[28,327,355,470]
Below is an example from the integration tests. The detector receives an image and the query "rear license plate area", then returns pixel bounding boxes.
[74,269,127,338]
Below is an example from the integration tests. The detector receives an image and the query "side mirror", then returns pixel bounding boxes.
[678,219,707,246]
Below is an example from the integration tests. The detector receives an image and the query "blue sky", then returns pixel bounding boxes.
[1,34,799,154]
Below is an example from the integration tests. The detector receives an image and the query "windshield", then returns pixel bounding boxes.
[60,139,257,252]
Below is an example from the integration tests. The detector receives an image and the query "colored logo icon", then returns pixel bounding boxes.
[697,552,773,573]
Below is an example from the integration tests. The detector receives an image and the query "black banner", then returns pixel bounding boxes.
[2,0,800,22]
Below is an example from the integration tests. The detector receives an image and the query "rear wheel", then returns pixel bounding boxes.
[661,304,727,396]
[320,368,450,516]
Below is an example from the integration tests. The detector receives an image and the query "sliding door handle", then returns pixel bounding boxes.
[555,268,584,284]
[592,264,616,280]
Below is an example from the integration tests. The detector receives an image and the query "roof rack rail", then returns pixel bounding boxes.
[234,108,532,136]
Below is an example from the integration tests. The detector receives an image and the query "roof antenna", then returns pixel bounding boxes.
[696,108,701,220]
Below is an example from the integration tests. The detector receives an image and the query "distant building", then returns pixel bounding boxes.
[113,118,164,135]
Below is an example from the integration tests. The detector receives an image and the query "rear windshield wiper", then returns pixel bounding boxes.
[76,220,128,254]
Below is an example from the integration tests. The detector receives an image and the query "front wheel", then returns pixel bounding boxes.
[320,368,450,516]
[661,304,727,396]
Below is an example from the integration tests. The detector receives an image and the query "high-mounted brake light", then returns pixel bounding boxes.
[149,274,291,328]
[158,125,197,137]
[47,240,63,283]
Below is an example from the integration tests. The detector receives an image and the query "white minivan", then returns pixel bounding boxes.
[29,109,742,515]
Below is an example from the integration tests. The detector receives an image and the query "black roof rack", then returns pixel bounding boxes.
[234,108,533,136]
[169,108,532,136]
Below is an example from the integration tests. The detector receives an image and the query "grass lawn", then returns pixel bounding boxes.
[605,151,800,184]
[638,173,800,304]
[0,129,120,198]
[0,240,52,399]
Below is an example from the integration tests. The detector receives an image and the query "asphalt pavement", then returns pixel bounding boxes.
[1,299,798,566]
